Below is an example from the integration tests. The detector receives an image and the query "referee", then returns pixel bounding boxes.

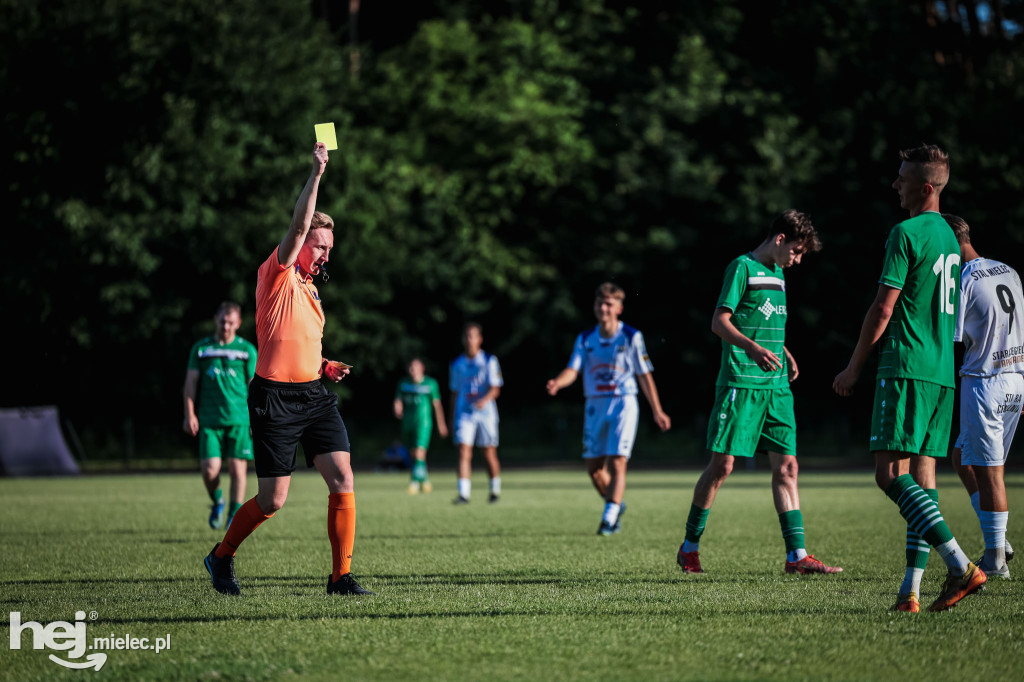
[204,142,372,596]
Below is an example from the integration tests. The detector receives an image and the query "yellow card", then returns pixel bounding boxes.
[314,122,338,150]
[328,360,353,370]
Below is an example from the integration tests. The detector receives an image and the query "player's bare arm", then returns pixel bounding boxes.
[278,142,329,267]
[473,386,501,410]
[711,307,782,372]
[546,368,579,396]
[432,399,449,438]
[833,285,901,396]
[182,369,200,436]
[393,398,403,419]
[783,347,799,383]
[637,372,671,431]
[448,391,457,435]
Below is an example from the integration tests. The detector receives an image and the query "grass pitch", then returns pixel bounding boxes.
[2,468,1023,681]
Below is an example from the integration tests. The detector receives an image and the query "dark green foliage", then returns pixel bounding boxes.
[2,0,1023,456]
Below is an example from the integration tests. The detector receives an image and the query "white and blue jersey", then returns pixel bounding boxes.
[450,351,503,447]
[567,323,653,398]
[955,257,1024,377]
[954,257,1024,466]
[566,322,653,459]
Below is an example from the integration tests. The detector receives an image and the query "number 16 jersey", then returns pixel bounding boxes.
[876,211,960,388]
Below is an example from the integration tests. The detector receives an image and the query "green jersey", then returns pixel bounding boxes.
[715,254,789,389]
[186,336,257,426]
[396,376,441,428]
[876,211,960,387]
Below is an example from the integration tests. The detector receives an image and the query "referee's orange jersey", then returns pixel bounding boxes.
[253,247,325,382]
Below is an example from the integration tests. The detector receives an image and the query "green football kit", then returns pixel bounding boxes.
[871,211,960,457]
[187,335,257,461]
[396,376,441,450]
[684,251,826,567]
[707,254,796,457]
[869,212,976,606]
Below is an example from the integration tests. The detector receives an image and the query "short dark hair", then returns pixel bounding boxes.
[463,321,482,336]
[766,210,822,252]
[217,301,241,317]
[942,213,971,245]
[898,144,950,193]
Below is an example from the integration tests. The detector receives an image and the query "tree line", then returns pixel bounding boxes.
[3,0,1022,459]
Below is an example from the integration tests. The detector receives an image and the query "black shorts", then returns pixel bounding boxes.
[248,375,351,478]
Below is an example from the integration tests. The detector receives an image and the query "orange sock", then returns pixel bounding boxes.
[328,492,356,581]
[214,497,274,558]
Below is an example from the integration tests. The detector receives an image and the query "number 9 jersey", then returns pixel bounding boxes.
[955,258,1024,377]
[876,211,961,387]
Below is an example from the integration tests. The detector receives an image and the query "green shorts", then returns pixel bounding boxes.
[869,378,952,457]
[401,419,432,451]
[199,425,254,461]
[706,386,797,457]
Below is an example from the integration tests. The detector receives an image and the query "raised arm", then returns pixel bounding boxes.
[278,143,330,267]
[833,284,901,396]
[711,307,782,372]
[182,369,200,436]
[546,368,579,396]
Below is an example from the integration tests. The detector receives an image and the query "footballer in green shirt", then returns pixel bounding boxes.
[676,210,842,577]
[183,301,257,530]
[393,358,448,494]
[835,144,984,612]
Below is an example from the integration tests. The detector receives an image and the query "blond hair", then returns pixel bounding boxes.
[595,282,625,302]
[311,211,334,231]
[899,144,950,194]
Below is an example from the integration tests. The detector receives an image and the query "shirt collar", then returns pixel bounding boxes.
[294,263,313,283]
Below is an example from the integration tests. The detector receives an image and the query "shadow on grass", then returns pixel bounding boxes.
[1,601,884,627]
[360,530,594,540]
[0,574,621,589]
[2,570,883,589]
[3,576,204,586]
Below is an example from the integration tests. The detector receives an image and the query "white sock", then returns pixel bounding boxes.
[980,510,1008,549]
[458,478,471,499]
[602,502,621,525]
[681,539,699,553]
[900,567,925,596]
[980,510,1008,555]
[970,491,982,517]
[490,477,501,495]
[935,539,971,575]
[787,548,808,563]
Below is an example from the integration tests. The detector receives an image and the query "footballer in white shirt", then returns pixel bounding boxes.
[449,322,504,504]
[946,214,1023,578]
[546,283,671,535]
